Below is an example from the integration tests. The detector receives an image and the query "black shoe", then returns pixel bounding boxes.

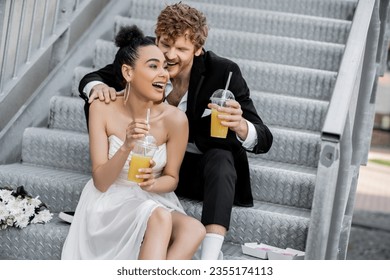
[59,211,75,224]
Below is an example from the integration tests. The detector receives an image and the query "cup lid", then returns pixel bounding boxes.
[137,134,157,149]
[210,89,235,100]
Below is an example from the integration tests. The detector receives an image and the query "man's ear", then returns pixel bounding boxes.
[121,64,133,82]
[194,47,203,56]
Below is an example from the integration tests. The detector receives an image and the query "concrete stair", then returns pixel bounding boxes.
[0,0,358,259]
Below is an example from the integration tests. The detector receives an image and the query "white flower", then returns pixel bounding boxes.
[0,187,53,230]
[0,204,8,222]
[0,189,13,202]
[6,216,14,226]
[6,199,24,216]
[31,209,52,224]
[24,203,36,218]
[29,197,42,208]
[14,214,29,228]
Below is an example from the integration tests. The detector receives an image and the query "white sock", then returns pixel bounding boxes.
[200,233,224,260]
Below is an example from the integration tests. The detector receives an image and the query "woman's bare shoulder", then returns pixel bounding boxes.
[163,104,187,124]
[89,97,123,114]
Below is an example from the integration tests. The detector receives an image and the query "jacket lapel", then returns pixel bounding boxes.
[187,53,206,120]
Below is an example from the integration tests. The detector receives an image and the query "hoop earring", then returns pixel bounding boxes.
[124,82,130,106]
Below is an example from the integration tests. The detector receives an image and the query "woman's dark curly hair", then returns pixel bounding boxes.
[113,25,154,86]
[155,2,208,51]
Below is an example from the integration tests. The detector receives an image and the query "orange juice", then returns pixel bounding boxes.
[128,154,152,183]
[211,108,229,138]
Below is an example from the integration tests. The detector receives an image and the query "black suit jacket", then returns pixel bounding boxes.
[79,50,273,206]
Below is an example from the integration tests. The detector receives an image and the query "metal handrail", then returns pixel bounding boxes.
[0,0,86,96]
[305,0,379,259]
[321,0,376,141]
[0,0,94,132]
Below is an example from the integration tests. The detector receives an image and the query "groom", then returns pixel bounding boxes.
[75,2,273,259]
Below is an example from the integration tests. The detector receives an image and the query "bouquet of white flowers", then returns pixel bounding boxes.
[0,186,52,230]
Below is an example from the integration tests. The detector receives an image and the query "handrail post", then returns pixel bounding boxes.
[325,119,353,259]
[305,138,340,259]
[377,0,390,75]
[356,0,381,165]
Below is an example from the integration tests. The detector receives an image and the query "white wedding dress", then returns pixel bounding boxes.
[61,135,185,259]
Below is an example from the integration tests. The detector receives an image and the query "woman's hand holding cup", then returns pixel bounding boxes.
[123,119,150,151]
[137,160,157,191]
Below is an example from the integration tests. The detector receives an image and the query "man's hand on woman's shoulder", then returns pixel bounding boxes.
[89,83,120,104]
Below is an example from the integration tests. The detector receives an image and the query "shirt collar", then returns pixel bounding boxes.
[164,80,173,97]
[164,80,188,112]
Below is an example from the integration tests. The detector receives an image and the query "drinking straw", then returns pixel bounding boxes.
[146,108,150,126]
[223,71,233,99]
[144,108,151,156]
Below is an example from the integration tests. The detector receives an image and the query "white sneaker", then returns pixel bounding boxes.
[218,251,224,260]
[59,211,74,224]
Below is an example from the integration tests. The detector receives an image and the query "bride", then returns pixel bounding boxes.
[61,25,205,260]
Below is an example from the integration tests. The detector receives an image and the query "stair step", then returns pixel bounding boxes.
[0,199,310,260]
[187,0,357,20]
[0,215,69,260]
[237,59,337,101]
[0,157,315,214]
[0,163,89,212]
[93,39,337,100]
[127,0,351,44]
[93,39,117,70]
[72,66,93,97]
[17,125,318,209]
[0,216,246,260]
[221,242,260,260]
[24,125,319,171]
[181,198,311,250]
[73,66,99,97]
[21,128,90,173]
[249,158,316,209]
[0,215,256,260]
[114,16,156,38]
[252,91,328,131]
[51,89,327,134]
[0,154,316,213]
[206,29,344,71]
[49,96,87,133]
[115,16,345,71]
[261,126,320,167]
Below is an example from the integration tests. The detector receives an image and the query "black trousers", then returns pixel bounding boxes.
[175,149,237,230]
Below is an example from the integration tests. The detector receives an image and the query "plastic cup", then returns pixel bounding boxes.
[210,89,235,138]
[128,134,157,183]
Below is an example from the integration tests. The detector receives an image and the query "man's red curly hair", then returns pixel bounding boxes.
[155,2,209,51]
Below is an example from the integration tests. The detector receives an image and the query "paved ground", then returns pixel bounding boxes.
[354,149,390,213]
[346,148,390,260]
